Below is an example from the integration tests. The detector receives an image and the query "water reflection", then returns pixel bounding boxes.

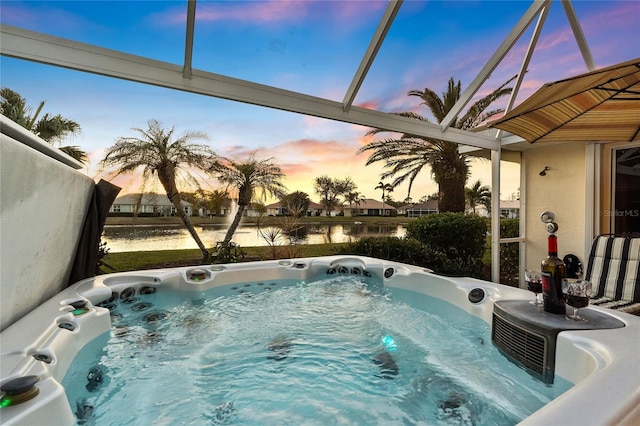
[102,223,406,253]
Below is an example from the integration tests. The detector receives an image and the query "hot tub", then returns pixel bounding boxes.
[1,256,639,425]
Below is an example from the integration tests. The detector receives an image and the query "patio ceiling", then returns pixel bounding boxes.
[0,0,600,152]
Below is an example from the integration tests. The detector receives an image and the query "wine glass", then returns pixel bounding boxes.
[562,279,592,321]
[524,270,543,305]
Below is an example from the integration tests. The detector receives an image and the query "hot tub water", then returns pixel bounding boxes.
[62,275,572,425]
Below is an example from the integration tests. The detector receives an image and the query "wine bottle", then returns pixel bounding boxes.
[541,234,566,314]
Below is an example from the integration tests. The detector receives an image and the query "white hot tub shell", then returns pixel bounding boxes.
[1,256,639,425]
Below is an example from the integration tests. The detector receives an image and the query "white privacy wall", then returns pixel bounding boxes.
[0,134,94,331]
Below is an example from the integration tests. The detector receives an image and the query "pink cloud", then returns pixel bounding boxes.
[277,138,358,159]
[147,0,308,26]
[579,2,640,38]
[151,0,387,30]
[280,162,313,176]
[197,0,308,24]
[1,3,98,34]
[355,100,381,110]
[357,134,377,148]
[329,1,387,23]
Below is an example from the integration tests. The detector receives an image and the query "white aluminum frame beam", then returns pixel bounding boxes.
[440,0,550,130]
[342,0,402,112]
[490,2,549,283]
[500,1,550,132]
[182,0,197,79]
[0,24,499,150]
[561,0,595,71]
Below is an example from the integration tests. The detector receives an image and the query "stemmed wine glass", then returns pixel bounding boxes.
[524,270,543,306]
[562,279,592,321]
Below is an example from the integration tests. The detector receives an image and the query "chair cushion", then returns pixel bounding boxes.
[590,297,640,316]
[585,235,640,303]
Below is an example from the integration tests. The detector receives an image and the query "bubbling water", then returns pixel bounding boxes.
[62,276,571,425]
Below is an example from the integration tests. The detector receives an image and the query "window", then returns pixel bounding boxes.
[611,146,640,233]
[113,204,121,212]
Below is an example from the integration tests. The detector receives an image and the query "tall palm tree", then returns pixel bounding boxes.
[209,155,287,245]
[345,191,363,208]
[358,76,513,212]
[1,87,88,164]
[465,180,491,215]
[375,181,393,215]
[100,119,215,261]
[343,190,364,217]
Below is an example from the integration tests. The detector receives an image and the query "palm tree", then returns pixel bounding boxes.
[1,87,88,164]
[358,76,513,212]
[465,180,491,215]
[280,191,312,217]
[375,181,394,201]
[344,191,364,217]
[209,155,287,245]
[375,181,393,216]
[100,119,215,261]
[345,191,363,208]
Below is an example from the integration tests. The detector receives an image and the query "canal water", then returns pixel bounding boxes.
[102,223,407,252]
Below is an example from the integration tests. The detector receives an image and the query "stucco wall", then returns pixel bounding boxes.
[524,142,588,271]
[1,134,94,331]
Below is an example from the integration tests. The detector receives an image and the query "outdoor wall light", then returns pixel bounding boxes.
[539,166,550,176]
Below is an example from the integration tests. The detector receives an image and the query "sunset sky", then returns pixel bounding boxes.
[2,0,639,203]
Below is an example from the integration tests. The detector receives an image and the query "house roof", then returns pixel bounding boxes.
[114,193,191,207]
[474,199,521,210]
[500,199,521,209]
[265,201,283,208]
[345,198,397,210]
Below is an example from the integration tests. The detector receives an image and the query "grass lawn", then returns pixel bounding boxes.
[103,243,348,273]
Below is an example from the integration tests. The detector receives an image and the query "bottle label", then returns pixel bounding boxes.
[541,272,552,293]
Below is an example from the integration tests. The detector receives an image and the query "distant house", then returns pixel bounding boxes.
[396,204,414,216]
[499,199,520,219]
[241,203,265,218]
[307,202,324,217]
[265,201,287,216]
[406,200,439,217]
[110,193,192,216]
[343,198,397,217]
[264,201,324,216]
[472,199,520,219]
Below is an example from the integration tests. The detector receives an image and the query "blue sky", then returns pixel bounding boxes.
[2,0,639,202]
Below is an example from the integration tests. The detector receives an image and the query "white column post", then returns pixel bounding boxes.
[491,149,501,283]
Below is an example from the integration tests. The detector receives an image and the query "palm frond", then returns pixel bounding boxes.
[59,145,89,164]
[409,86,446,122]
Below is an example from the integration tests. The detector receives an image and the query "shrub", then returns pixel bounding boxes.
[500,218,520,286]
[334,236,453,272]
[106,212,173,218]
[211,241,246,264]
[406,213,487,278]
